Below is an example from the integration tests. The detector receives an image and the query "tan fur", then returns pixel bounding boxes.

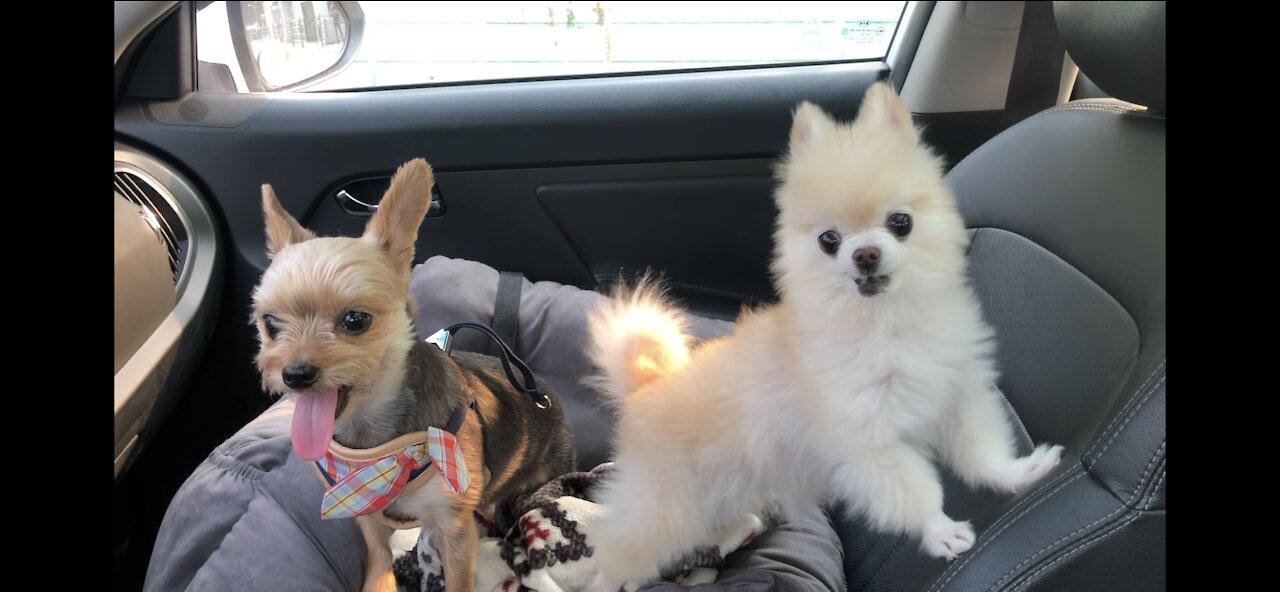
[365,159,436,276]
[252,158,488,592]
[403,416,487,592]
[356,518,397,592]
[439,416,485,592]
[252,234,417,413]
[262,184,317,257]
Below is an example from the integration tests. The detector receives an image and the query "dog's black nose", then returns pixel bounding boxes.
[282,362,319,389]
[853,247,881,271]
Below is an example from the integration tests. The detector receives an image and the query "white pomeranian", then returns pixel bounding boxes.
[585,82,1065,591]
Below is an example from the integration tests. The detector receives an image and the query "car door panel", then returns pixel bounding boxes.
[116,63,886,311]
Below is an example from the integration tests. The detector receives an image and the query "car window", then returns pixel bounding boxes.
[196,1,908,92]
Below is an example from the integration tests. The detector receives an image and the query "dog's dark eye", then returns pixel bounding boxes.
[887,213,913,238]
[818,231,841,255]
[262,314,281,340]
[341,311,372,334]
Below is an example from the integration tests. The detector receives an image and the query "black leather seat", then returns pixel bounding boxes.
[835,3,1165,590]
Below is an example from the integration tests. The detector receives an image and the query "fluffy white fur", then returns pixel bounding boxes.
[585,83,1064,591]
[586,278,692,401]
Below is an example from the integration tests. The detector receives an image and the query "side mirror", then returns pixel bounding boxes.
[225,1,365,92]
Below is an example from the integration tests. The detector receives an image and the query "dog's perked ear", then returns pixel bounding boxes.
[363,158,435,273]
[854,82,919,140]
[789,101,834,150]
[262,184,316,258]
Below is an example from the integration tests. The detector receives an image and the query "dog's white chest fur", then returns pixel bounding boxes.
[787,317,961,446]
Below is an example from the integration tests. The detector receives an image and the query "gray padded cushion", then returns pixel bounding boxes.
[146,398,847,592]
[410,255,733,471]
[1053,1,1166,112]
[144,401,365,591]
[967,228,1138,449]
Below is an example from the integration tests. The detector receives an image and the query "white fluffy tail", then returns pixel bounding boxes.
[587,277,693,401]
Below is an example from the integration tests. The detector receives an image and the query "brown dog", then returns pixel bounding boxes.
[251,158,576,592]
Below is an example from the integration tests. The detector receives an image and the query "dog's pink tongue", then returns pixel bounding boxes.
[292,388,338,461]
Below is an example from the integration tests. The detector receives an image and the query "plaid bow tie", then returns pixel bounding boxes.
[313,400,472,520]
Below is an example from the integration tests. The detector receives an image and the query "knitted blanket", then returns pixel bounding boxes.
[393,463,764,592]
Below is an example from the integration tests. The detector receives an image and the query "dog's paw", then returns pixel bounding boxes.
[922,516,975,560]
[587,571,642,592]
[361,570,398,592]
[587,573,617,592]
[998,444,1065,493]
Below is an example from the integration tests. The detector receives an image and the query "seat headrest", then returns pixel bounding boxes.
[1054,1,1165,112]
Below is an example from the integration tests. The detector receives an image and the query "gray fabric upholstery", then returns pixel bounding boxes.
[144,401,365,591]
[1053,1,1165,112]
[145,257,843,592]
